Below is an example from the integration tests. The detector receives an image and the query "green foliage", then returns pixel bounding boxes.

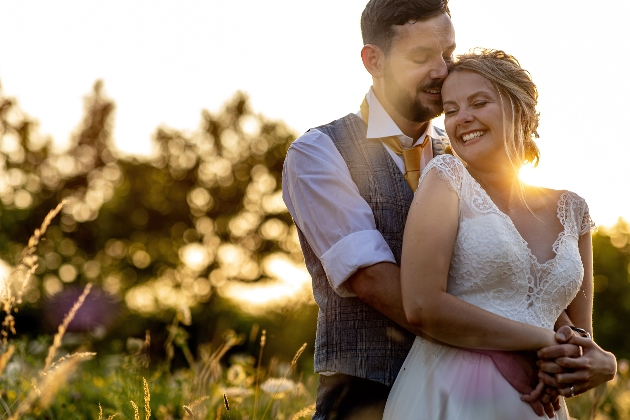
[0,328,317,419]
[0,80,313,350]
[566,359,630,420]
[591,221,630,360]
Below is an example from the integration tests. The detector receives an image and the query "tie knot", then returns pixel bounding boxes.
[402,147,422,172]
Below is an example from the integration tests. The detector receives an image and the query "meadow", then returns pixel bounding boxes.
[0,82,629,419]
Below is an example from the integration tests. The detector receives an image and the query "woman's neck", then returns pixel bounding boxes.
[468,164,523,212]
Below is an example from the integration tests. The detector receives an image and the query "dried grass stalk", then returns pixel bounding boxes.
[291,343,307,368]
[193,330,243,397]
[185,396,209,416]
[9,351,94,419]
[106,414,119,420]
[290,403,316,420]
[48,351,97,372]
[253,329,266,420]
[183,405,195,419]
[1,201,65,345]
[130,400,140,420]
[144,329,151,368]
[0,345,15,378]
[261,343,308,420]
[39,353,94,409]
[143,377,151,420]
[42,282,93,372]
[99,402,103,420]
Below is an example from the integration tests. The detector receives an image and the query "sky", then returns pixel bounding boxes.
[0,0,629,226]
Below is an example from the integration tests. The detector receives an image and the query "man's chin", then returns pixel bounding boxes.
[410,107,443,123]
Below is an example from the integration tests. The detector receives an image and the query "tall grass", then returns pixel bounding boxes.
[0,204,626,419]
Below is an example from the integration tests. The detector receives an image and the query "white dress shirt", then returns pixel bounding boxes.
[282,88,441,297]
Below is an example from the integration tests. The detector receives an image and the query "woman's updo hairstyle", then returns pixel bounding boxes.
[449,49,540,167]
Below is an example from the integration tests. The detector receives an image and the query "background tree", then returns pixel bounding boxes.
[591,220,630,360]
[0,79,627,366]
[0,80,316,365]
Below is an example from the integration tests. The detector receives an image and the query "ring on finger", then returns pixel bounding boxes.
[569,385,575,397]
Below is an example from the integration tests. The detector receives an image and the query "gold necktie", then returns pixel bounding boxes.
[360,98,430,192]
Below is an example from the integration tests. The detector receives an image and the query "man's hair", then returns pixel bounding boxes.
[361,0,450,54]
[450,49,541,167]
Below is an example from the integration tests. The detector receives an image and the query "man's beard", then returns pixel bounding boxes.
[383,66,443,123]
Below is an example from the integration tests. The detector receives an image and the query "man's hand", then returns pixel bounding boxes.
[537,326,617,397]
[482,350,559,417]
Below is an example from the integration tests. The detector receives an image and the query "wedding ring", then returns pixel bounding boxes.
[570,385,575,397]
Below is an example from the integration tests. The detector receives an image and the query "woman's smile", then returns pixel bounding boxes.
[459,130,487,144]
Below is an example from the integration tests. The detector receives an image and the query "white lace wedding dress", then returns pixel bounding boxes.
[383,155,593,420]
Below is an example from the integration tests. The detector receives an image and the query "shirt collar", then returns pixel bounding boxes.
[363,87,437,149]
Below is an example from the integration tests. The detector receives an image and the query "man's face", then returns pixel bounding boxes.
[381,13,456,123]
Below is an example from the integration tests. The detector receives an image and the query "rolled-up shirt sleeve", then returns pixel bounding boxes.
[282,129,396,297]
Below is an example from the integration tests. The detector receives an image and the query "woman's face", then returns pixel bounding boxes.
[442,70,509,169]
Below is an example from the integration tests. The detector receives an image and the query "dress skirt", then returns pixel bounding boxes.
[383,337,569,420]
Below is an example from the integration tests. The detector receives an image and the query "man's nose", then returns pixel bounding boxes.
[430,58,449,80]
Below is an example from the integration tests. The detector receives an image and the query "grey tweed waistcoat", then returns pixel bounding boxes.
[296,113,449,385]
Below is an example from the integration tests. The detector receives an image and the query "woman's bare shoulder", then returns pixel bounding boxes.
[523,185,567,213]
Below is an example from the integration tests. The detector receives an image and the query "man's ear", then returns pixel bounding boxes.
[361,44,385,79]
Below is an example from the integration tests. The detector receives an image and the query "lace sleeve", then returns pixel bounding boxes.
[580,201,596,236]
[417,154,464,197]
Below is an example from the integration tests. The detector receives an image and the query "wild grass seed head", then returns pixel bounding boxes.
[1,201,65,346]
[43,282,93,372]
[183,405,195,419]
[0,344,15,378]
[130,400,140,420]
[143,377,151,420]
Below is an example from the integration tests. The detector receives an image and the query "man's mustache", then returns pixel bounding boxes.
[417,81,444,93]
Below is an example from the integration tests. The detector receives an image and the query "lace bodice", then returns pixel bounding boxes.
[419,154,594,330]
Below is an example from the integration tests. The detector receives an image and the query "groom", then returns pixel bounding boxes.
[282,0,616,418]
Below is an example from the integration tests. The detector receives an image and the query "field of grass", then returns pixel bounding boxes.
[0,206,628,419]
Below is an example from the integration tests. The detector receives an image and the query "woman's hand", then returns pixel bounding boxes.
[537,326,617,397]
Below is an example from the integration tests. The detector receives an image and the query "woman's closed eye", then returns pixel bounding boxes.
[472,101,488,107]
[444,107,458,116]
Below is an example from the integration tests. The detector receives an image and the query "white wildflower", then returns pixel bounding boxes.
[259,378,297,396]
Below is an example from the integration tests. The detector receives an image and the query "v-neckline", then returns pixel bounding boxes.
[468,172,568,267]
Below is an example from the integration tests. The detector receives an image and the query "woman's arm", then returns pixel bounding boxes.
[536,231,615,397]
[401,170,557,351]
[565,233,594,336]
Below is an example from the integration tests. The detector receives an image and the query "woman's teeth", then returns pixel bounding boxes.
[462,131,485,142]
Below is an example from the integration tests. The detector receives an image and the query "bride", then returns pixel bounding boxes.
[383,49,602,419]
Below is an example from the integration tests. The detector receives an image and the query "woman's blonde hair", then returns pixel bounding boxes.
[450,49,540,168]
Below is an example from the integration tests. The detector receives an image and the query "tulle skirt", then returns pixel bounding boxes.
[383,337,569,420]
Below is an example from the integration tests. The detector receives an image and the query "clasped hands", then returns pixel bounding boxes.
[518,325,616,417]
[487,326,616,418]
